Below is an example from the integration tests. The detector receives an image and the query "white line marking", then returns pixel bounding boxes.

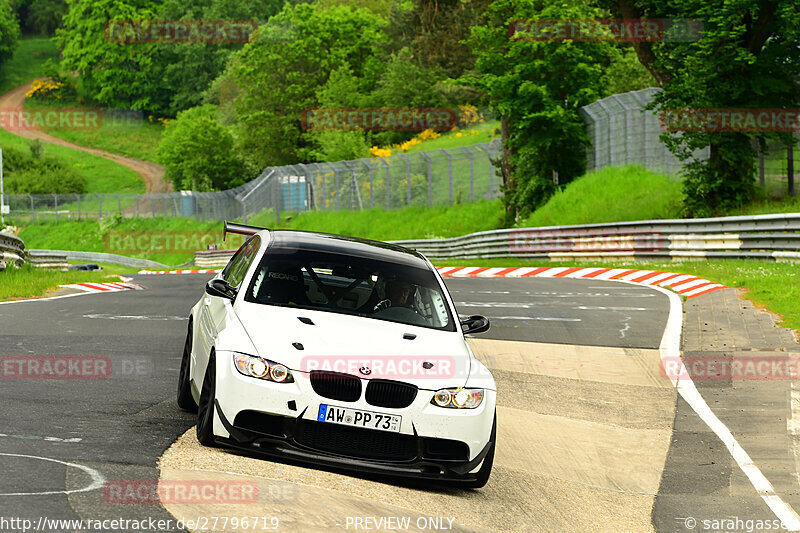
[641,281,800,530]
[489,316,582,322]
[0,453,105,496]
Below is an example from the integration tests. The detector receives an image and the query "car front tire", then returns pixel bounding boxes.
[177,320,197,412]
[196,352,217,446]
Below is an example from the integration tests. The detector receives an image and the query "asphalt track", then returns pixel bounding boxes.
[0,273,794,532]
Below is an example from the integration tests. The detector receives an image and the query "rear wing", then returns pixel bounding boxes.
[223,221,267,241]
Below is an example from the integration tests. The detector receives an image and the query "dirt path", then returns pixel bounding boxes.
[0,80,172,193]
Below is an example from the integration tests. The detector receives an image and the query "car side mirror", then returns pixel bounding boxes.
[460,315,490,335]
[206,278,237,301]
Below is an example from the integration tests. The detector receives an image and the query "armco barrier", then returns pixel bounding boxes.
[392,213,800,262]
[28,250,168,269]
[190,213,800,266]
[0,232,26,269]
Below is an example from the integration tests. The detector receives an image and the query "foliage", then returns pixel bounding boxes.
[56,0,161,110]
[158,105,249,191]
[16,0,68,35]
[227,3,387,168]
[600,46,657,96]
[468,0,614,224]
[2,144,87,194]
[602,0,800,217]
[0,0,20,67]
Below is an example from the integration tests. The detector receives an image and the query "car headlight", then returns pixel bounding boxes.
[233,353,294,383]
[431,388,483,409]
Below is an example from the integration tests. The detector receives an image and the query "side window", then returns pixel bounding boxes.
[222,235,261,288]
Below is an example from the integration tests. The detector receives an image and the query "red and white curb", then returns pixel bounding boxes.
[59,282,144,293]
[137,269,221,275]
[436,266,727,299]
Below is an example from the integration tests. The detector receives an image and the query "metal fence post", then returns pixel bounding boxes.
[97,193,102,218]
[29,194,34,223]
[440,149,453,204]
[398,153,411,205]
[789,137,795,197]
[377,157,390,210]
[54,194,58,222]
[136,196,139,217]
[116,193,121,213]
[477,143,495,197]
[359,159,374,208]
[419,151,433,207]
[76,193,81,220]
[461,147,474,202]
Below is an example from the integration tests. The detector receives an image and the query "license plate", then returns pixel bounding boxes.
[317,404,401,432]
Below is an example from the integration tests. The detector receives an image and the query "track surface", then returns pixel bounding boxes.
[1,273,794,531]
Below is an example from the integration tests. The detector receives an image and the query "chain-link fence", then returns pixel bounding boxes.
[581,88,797,196]
[3,140,502,224]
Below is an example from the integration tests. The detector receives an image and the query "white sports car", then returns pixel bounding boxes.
[177,223,496,487]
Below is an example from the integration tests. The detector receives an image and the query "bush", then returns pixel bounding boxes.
[158,105,250,191]
[2,144,87,194]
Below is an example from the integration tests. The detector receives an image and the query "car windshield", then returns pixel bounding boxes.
[244,249,455,331]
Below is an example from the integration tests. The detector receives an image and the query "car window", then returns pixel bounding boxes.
[245,248,455,331]
[222,235,261,288]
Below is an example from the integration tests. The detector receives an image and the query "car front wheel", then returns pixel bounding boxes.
[196,353,217,446]
[177,320,197,412]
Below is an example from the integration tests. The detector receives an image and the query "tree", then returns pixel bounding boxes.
[56,0,160,110]
[158,105,249,191]
[17,0,68,35]
[603,0,800,216]
[0,0,19,67]
[468,0,614,223]
[226,3,387,168]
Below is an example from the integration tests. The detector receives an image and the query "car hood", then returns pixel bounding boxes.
[235,302,471,390]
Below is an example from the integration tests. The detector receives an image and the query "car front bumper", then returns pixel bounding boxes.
[210,352,496,482]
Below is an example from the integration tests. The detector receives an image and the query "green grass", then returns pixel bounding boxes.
[520,165,684,227]
[404,120,499,153]
[0,37,59,94]
[433,258,800,334]
[0,129,144,193]
[24,98,164,162]
[0,262,138,301]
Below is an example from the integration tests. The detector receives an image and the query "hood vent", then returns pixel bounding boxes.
[298,316,315,325]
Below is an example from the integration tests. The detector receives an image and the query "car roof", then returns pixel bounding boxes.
[263,229,430,269]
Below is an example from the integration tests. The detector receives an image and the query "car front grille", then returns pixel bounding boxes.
[293,419,417,461]
[365,379,418,408]
[310,370,362,402]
